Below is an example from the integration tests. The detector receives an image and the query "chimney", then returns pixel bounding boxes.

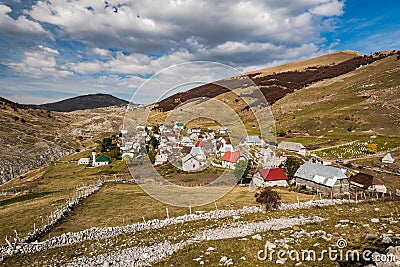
[92,151,96,167]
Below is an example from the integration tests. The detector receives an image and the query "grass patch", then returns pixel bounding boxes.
[0,191,53,207]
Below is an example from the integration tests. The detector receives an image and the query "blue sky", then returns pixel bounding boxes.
[0,0,399,104]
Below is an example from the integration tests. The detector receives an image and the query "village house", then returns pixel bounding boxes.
[349,173,387,193]
[78,158,90,165]
[195,139,214,153]
[382,153,395,164]
[180,136,193,146]
[278,141,306,156]
[243,135,264,146]
[191,128,201,134]
[251,168,289,187]
[91,152,110,167]
[159,125,171,134]
[218,127,228,134]
[173,122,184,132]
[216,139,234,158]
[155,152,168,166]
[294,162,349,196]
[259,147,275,166]
[182,147,206,171]
[221,151,246,169]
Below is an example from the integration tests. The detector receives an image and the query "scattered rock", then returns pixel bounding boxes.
[364,234,378,240]
[252,234,262,240]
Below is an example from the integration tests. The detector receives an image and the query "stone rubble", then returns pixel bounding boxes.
[2,198,354,258]
[63,215,325,267]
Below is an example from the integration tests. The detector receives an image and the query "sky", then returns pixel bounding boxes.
[0,0,399,104]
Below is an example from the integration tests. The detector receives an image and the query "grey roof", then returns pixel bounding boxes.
[382,153,395,163]
[182,147,204,163]
[295,162,348,187]
[181,136,192,143]
[278,141,305,152]
[182,153,198,163]
[245,135,262,144]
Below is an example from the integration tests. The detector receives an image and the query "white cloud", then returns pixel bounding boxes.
[310,1,344,16]
[27,0,344,56]
[5,45,73,78]
[0,4,51,37]
[2,0,347,104]
[92,48,112,57]
[67,49,193,75]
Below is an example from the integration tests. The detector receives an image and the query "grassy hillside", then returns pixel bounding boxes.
[272,53,400,137]
[0,98,126,183]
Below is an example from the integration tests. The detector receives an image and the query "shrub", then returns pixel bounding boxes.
[255,187,282,211]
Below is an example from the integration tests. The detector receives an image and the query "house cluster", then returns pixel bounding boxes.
[78,152,110,167]
[120,122,282,172]
[251,160,388,197]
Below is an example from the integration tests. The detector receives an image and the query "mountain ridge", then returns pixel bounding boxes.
[29,93,128,112]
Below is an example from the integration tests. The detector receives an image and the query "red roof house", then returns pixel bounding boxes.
[252,168,289,187]
[258,168,288,181]
[221,151,245,169]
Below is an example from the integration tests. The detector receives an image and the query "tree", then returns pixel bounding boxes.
[122,154,132,165]
[147,148,156,164]
[280,157,300,178]
[234,159,250,183]
[101,138,112,150]
[110,147,121,160]
[255,187,282,210]
[150,136,160,149]
[366,143,377,154]
[96,142,104,153]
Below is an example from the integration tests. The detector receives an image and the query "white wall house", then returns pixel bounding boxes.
[92,152,110,167]
[278,141,306,156]
[78,158,90,165]
[221,151,246,169]
[382,153,395,164]
[155,153,168,166]
[251,168,289,187]
[181,147,206,171]
[182,156,202,171]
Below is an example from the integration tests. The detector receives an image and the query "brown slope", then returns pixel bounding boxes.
[246,50,361,77]
[154,50,399,112]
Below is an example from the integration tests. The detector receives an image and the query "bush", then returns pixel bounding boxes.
[254,187,282,211]
[234,159,250,183]
[365,143,377,154]
[280,157,301,179]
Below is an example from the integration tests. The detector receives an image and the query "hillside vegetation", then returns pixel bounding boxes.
[0,99,125,183]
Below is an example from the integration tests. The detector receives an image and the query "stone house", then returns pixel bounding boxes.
[294,162,349,196]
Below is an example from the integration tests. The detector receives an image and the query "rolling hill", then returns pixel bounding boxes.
[30,93,128,112]
[0,97,126,183]
[149,50,400,138]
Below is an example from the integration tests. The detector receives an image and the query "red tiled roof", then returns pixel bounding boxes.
[195,140,202,147]
[258,168,288,181]
[221,151,241,163]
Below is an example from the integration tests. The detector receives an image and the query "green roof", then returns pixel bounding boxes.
[176,122,184,127]
[96,155,110,162]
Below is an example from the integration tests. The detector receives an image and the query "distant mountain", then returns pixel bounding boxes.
[31,93,129,112]
[0,97,28,110]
